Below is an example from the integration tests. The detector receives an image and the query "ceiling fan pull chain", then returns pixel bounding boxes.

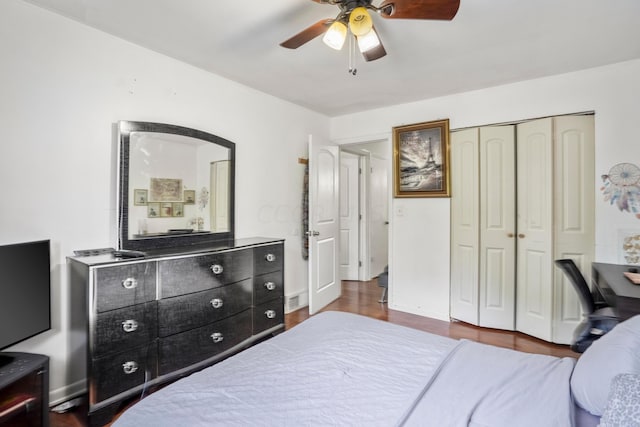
[348,34,357,76]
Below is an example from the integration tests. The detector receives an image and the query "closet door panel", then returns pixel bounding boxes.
[516,118,554,341]
[552,115,595,343]
[521,249,549,316]
[450,129,480,324]
[479,126,516,329]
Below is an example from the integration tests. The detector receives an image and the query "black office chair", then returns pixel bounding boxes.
[555,259,619,353]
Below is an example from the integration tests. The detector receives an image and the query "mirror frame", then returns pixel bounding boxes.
[117,121,235,251]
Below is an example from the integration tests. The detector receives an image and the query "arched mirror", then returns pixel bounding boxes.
[117,121,235,251]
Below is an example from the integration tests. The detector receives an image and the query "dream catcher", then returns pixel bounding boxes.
[601,162,640,219]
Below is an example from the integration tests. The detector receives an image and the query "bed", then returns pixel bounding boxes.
[112,311,640,427]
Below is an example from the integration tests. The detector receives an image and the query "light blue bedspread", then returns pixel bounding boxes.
[113,311,581,426]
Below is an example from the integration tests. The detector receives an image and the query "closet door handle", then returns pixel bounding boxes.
[507,233,514,238]
[518,233,526,239]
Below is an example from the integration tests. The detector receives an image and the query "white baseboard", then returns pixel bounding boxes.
[49,379,86,407]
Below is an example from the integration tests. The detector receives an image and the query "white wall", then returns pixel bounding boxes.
[0,0,327,404]
[330,59,640,321]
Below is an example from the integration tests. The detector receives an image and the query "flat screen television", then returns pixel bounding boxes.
[0,239,51,366]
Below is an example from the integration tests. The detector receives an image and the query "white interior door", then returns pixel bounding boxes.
[339,152,360,280]
[308,136,341,315]
[369,155,389,277]
[516,118,554,341]
[479,126,516,329]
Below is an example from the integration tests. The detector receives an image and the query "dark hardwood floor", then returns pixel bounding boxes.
[50,278,578,426]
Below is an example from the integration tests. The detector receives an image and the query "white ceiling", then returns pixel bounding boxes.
[22,0,640,117]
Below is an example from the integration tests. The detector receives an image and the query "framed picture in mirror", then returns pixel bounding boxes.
[173,202,184,217]
[184,190,196,204]
[134,189,148,205]
[147,203,160,218]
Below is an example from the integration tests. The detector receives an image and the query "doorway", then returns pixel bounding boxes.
[339,140,390,282]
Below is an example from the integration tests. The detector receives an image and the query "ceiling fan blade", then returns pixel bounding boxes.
[280,19,334,49]
[379,0,460,20]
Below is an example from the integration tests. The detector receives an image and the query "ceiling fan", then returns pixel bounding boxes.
[280,0,460,64]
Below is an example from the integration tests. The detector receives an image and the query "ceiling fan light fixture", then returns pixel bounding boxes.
[322,21,347,50]
[349,7,373,37]
[356,27,381,53]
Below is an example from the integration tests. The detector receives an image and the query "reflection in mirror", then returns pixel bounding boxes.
[118,121,235,251]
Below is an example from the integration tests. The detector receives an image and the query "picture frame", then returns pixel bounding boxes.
[393,119,451,198]
[184,190,196,205]
[149,178,183,202]
[133,189,148,206]
[160,202,173,217]
[172,202,184,217]
[147,202,160,218]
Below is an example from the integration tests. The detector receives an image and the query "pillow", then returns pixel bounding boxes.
[598,373,640,427]
[571,315,640,416]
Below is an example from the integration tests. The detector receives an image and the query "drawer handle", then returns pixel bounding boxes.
[122,361,138,375]
[265,253,276,262]
[211,332,224,343]
[265,309,276,319]
[210,298,224,309]
[121,319,139,333]
[210,264,224,274]
[122,278,138,289]
[264,281,276,291]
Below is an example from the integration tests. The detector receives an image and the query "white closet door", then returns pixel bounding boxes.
[516,118,554,341]
[479,126,516,329]
[552,115,595,343]
[450,128,480,325]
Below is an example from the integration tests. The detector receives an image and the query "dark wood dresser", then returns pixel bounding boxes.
[68,237,284,426]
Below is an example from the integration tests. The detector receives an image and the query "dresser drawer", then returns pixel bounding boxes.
[93,301,158,358]
[159,249,252,297]
[253,244,284,276]
[158,310,252,375]
[253,298,284,335]
[94,262,157,312]
[158,279,252,337]
[254,271,284,306]
[91,341,158,403]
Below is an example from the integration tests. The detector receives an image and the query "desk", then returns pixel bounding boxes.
[592,262,640,320]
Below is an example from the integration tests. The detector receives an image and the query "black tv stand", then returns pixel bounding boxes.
[0,355,15,369]
[0,352,49,427]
